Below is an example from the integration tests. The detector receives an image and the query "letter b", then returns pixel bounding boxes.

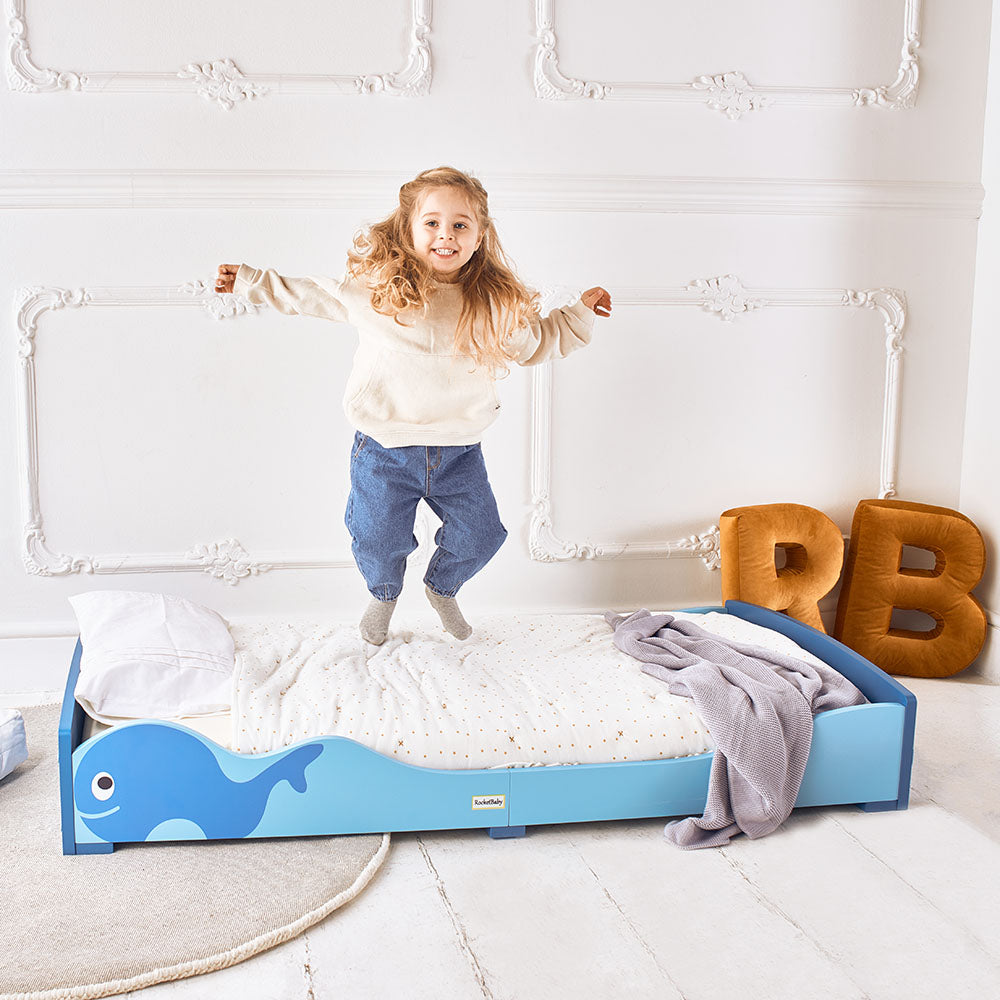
[834,500,986,677]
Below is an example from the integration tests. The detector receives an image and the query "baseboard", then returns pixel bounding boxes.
[969,616,1000,684]
[0,636,79,697]
[0,622,78,640]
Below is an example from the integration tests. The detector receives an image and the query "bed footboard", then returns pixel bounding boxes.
[725,601,916,811]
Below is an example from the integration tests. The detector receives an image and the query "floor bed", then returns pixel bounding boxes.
[58,602,916,855]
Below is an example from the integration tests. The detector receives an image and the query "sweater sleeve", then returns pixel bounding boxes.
[233,264,349,322]
[509,297,596,367]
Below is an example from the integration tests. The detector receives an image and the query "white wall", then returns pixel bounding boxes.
[962,0,1000,679]
[1,0,994,691]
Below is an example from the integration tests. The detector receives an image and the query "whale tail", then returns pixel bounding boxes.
[263,742,324,794]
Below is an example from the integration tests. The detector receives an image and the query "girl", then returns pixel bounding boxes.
[216,166,611,644]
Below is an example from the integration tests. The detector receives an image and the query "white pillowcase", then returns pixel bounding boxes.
[0,709,28,781]
[68,590,235,724]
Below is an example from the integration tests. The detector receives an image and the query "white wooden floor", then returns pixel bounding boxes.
[6,667,1000,999]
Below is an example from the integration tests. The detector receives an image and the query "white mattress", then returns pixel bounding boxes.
[83,711,232,747]
[229,611,831,768]
[81,611,832,770]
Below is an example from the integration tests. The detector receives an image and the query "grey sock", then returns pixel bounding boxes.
[360,597,397,645]
[425,585,472,640]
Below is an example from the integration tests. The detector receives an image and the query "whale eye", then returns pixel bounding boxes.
[91,771,115,801]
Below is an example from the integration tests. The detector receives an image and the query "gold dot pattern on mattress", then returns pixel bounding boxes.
[230,611,829,767]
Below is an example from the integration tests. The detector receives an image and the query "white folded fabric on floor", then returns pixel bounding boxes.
[0,708,28,781]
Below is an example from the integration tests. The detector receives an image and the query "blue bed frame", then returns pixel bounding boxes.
[58,602,916,855]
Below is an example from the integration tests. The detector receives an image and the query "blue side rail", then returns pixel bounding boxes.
[726,600,917,810]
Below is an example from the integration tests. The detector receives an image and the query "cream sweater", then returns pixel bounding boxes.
[234,264,596,447]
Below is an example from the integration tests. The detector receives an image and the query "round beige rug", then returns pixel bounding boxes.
[0,705,390,1000]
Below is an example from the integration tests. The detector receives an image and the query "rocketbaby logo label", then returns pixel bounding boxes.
[471,795,505,810]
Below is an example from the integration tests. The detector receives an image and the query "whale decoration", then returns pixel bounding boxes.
[74,723,323,842]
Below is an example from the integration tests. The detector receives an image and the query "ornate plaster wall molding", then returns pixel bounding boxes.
[529,279,907,565]
[0,171,982,219]
[534,0,921,116]
[6,0,432,106]
[15,283,361,584]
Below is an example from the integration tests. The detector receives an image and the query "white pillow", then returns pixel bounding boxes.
[68,591,235,724]
[0,709,28,781]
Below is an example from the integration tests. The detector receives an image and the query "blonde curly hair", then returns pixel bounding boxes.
[345,166,540,375]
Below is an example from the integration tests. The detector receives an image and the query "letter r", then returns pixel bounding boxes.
[719,503,844,633]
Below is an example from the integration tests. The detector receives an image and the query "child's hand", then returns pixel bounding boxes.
[215,264,238,294]
[581,287,612,317]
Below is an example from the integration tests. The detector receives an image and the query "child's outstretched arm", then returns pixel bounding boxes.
[215,263,349,322]
[513,285,612,367]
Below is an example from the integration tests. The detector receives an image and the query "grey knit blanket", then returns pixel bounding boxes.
[604,610,867,849]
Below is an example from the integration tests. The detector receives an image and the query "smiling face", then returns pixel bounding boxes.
[81,768,118,815]
[74,758,124,839]
[410,186,483,283]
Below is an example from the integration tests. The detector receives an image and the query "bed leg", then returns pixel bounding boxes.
[74,842,115,854]
[488,826,526,839]
[858,800,902,812]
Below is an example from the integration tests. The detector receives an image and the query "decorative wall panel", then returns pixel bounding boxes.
[534,0,922,115]
[6,0,432,106]
[529,280,907,563]
[14,282,441,584]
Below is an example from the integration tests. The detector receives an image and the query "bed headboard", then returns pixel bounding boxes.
[57,639,87,855]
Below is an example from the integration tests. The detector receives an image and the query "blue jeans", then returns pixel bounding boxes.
[344,432,508,601]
